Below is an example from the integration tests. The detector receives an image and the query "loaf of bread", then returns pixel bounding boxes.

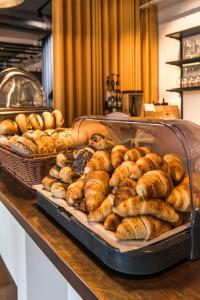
[29,113,43,130]
[116,216,171,240]
[0,119,18,135]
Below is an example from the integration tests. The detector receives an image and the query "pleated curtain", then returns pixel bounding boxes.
[53,0,158,125]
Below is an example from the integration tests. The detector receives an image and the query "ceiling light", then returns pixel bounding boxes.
[0,0,24,9]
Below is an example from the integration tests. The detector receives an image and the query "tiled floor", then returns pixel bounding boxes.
[0,256,17,300]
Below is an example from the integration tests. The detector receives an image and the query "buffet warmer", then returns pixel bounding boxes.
[36,115,200,275]
[0,67,50,120]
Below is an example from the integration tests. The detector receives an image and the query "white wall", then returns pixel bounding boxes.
[158,0,200,125]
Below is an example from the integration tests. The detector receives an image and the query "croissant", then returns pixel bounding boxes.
[136,170,172,198]
[164,153,185,182]
[111,145,128,168]
[104,213,122,231]
[124,147,151,162]
[109,161,136,187]
[88,134,114,150]
[166,184,191,212]
[87,194,115,222]
[73,198,87,212]
[114,178,137,207]
[84,151,113,174]
[66,176,85,206]
[116,216,171,240]
[84,171,110,212]
[113,196,179,223]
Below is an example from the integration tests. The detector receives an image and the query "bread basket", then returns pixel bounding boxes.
[0,144,57,189]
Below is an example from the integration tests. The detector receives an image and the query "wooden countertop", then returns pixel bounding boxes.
[0,170,200,300]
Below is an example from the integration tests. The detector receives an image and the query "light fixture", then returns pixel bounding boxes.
[0,0,24,9]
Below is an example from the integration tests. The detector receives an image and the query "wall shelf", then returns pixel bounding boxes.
[166,57,200,67]
[167,86,200,93]
[166,26,200,40]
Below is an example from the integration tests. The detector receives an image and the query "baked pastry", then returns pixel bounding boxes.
[84,171,110,212]
[111,145,128,168]
[23,130,46,142]
[84,151,113,174]
[66,176,85,206]
[42,176,58,191]
[56,151,74,168]
[53,131,74,150]
[59,166,74,183]
[72,147,94,175]
[113,196,179,223]
[73,198,87,212]
[87,194,115,222]
[51,182,67,199]
[104,213,121,231]
[29,113,43,130]
[109,161,136,187]
[136,170,172,198]
[49,165,61,179]
[114,178,137,207]
[166,183,191,212]
[124,146,151,162]
[164,153,185,182]
[0,119,18,135]
[34,135,55,154]
[15,114,32,133]
[116,216,171,240]
[88,134,114,150]
[42,111,55,129]
[9,137,33,156]
[0,135,10,146]
[52,109,64,128]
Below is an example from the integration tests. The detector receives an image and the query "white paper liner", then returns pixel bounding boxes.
[33,184,191,253]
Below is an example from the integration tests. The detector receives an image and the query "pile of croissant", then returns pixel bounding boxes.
[42,133,197,241]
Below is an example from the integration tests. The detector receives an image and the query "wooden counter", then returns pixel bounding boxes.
[0,170,200,300]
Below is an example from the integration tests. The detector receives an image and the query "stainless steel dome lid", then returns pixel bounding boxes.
[0,68,46,108]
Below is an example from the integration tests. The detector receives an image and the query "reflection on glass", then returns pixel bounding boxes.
[183,40,195,59]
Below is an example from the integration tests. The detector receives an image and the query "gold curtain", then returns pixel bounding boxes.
[53,0,158,125]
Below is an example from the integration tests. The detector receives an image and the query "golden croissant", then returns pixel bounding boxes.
[109,161,137,186]
[66,176,85,206]
[113,196,179,223]
[124,146,151,162]
[114,178,137,207]
[164,153,185,182]
[166,183,191,212]
[136,170,172,198]
[84,151,113,173]
[111,145,128,168]
[116,215,171,240]
[104,213,122,231]
[87,194,115,222]
[84,170,110,212]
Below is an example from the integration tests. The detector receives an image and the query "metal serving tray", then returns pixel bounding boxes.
[37,191,191,275]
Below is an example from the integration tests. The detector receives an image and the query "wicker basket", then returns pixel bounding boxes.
[0,144,57,189]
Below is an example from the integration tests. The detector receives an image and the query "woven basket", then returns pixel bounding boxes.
[0,144,57,189]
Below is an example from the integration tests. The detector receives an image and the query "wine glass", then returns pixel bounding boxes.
[195,39,200,57]
[183,39,195,59]
[182,67,188,87]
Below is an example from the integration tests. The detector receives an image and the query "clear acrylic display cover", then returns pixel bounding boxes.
[72,113,200,213]
[0,68,46,108]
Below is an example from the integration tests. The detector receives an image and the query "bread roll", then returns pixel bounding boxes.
[0,135,9,146]
[29,113,43,130]
[51,182,67,199]
[42,111,55,129]
[56,151,74,168]
[15,114,31,133]
[42,176,58,191]
[49,165,61,179]
[59,166,74,183]
[0,119,18,135]
[52,109,64,128]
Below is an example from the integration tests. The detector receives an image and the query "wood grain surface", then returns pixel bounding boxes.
[0,169,200,300]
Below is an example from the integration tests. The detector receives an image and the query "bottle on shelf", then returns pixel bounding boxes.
[116,74,122,111]
[104,76,111,114]
[110,73,116,112]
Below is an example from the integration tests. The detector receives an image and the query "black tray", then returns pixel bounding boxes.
[37,192,191,275]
